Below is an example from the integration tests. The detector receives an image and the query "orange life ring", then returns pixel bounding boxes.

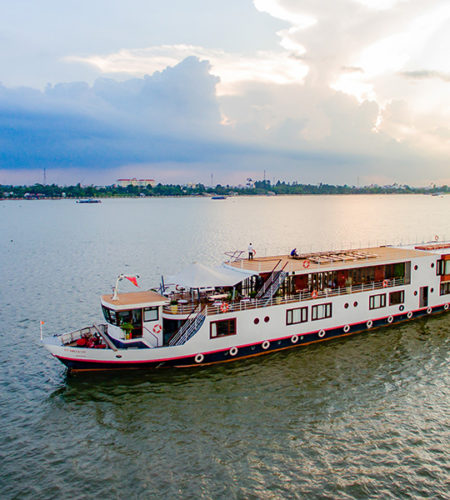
[175,285,184,291]
[311,290,318,299]
[153,324,162,334]
[220,302,229,313]
[382,279,389,288]
[303,260,311,269]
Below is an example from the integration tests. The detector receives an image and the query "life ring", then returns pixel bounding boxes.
[343,324,350,333]
[382,279,389,288]
[153,324,162,334]
[262,340,270,350]
[220,302,229,313]
[427,306,432,314]
[435,235,439,241]
[291,335,298,343]
[444,303,449,310]
[367,320,373,328]
[407,311,413,319]
[175,284,184,291]
[229,346,238,356]
[311,290,318,299]
[303,260,311,269]
[318,329,325,338]
[399,305,404,312]
[252,249,256,256]
[387,315,394,324]
[195,353,204,363]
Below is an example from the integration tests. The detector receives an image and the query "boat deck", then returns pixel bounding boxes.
[227,246,430,274]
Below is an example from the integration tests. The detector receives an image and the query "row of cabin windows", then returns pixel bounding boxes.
[286,290,406,325]
[286,303,333,325]
[369,290,404,309]
[102,305,159,326]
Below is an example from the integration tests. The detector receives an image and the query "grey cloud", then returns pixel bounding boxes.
[399,70,450,82]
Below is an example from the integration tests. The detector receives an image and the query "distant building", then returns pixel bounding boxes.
[117,178,156,188]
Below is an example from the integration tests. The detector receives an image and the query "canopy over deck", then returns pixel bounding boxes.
[168,262,257,289]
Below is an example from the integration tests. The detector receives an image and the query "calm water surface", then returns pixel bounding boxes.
[0,195,449,499]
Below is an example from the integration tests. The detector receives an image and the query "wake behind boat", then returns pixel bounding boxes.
[42,241,450,371]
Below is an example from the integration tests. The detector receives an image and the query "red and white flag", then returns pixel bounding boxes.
[125,276,139,287]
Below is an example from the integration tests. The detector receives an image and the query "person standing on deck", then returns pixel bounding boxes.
[248,243,255,260]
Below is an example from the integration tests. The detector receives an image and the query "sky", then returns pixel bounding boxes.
[0,0,449,187]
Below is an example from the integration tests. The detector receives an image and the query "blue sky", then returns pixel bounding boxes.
[1,0,449,186]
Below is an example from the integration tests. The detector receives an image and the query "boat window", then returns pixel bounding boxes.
[311,303,332,321]
[102,305,111,322]
[440,282,450,295]
[210,318,236,339]
[144,307,159,322]
[437,260,450,276]
[369,293,386,309]
[389,290,404,305]
[286,306,308,325]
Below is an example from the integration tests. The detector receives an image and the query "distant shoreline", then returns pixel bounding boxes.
[1,181,448,200]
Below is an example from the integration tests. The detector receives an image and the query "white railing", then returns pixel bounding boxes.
[59,324,108,346]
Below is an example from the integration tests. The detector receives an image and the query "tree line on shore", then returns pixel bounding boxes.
[1,180,449,199]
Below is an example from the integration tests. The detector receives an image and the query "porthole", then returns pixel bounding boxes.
[430,288,434,293]
[264,316,270,323]
[414,291,418,296]
[344,303,349,309]
[353,301,358,307]
[254,318,260,325]
[414,265,418,271]
[431,262,435,268]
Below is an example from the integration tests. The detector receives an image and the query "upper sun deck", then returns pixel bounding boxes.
[102,290,168,310]
[226,245,433,275]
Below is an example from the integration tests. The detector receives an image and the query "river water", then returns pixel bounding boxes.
[0,195,449,499]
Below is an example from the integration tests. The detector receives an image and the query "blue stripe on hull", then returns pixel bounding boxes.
[59,305,448,371]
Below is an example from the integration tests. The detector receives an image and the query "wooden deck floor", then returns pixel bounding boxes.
[226,246,431,274]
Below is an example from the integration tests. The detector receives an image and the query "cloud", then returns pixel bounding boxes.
[399,70,450,82]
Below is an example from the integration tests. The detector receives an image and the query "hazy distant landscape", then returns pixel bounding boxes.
[2,180,449,199]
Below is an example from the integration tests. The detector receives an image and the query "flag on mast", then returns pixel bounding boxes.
[125,276,139,287]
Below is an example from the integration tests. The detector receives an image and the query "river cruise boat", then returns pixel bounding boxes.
[42,242,450,371]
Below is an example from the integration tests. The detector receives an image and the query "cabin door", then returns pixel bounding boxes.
[419,286,428,308]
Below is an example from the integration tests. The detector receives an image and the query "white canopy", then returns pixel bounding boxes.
[167,262,256,289]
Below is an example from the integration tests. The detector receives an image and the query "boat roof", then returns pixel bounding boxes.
[226,245,437,275]
[102,290,168,310]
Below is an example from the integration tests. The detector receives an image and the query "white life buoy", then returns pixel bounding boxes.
[318,329,325,338]
[407,311,413,319]
[427,306,432,314]
[291,335,298,343]
[444,303,449,310]
[153,324,162,334]
[229,346,238,356]
[343,325,350,333]
[195,353,204,363]
[262,340,270,350]
[387,315,394,324]
[367,320,373,328]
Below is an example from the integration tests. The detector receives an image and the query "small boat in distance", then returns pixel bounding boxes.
[76,199,102,204]
[41,241,450,372]
[211,195,227,200]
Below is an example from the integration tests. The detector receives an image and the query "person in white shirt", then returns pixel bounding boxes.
[248,243,254,260]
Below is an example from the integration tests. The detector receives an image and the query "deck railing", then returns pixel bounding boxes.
[162,277,407,317]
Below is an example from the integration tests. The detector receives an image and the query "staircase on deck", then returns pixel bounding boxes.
[256,259,288,304]
[169,305,206,346]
